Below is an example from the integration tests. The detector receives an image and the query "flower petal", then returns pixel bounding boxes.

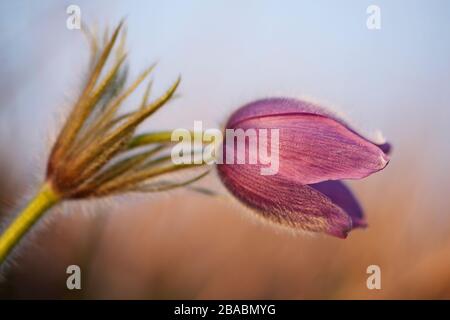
[228,113,389,184]
[217,164,353,238]
[228,97,390,154]
[309,180,366,228]
[377,142,391,155]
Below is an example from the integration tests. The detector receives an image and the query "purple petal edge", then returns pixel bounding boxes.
[229,113,389,185]
[217,165,353,239]
[228,97,391,156]
[309,180,367,229]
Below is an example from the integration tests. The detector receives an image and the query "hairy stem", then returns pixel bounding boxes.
[0,183,59,264]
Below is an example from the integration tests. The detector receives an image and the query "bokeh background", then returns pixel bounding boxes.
[0,0,449,299]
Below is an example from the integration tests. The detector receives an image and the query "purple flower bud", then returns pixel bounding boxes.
[217,98,390,238]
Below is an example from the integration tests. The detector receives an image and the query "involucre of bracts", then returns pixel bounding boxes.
[0,21,208,265]
[47,21,208,199]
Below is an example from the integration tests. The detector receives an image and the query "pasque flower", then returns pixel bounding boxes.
[217,98,391,238]
[0,21,391,268]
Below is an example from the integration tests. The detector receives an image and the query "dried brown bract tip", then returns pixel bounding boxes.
[46,21,207,199]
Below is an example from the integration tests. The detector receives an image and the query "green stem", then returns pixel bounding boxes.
[127,130,200,149]
[0,183,60,265]
[127,131,174,149]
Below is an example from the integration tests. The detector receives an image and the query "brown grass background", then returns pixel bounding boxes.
[1,138,449,299]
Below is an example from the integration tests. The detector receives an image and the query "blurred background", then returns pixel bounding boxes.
[0,0,449,299]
